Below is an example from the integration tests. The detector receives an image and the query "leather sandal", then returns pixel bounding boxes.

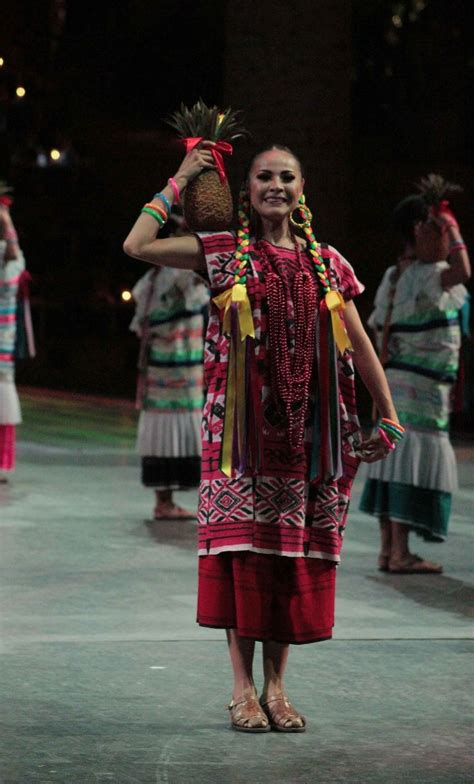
[259,694,306,732]
[388,554,443,574]
[227,694,271,733]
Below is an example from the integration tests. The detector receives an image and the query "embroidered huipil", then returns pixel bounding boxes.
[197,232,364,563]
[0,240,23,428]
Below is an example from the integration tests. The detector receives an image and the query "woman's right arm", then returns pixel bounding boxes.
[123,143,216,271]
[0,206,20,261]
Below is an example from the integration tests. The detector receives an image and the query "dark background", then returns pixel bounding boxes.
[1,0,472,422]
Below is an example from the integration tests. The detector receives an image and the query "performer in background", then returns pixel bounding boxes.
[360,176,470,573]
[0,182,35,482]
[124,142,401,733]
[130,214,209,520]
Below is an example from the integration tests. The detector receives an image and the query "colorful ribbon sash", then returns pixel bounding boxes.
[325,289,353,355]
[213,283,255,477]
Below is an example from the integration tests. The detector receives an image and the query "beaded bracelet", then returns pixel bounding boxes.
[153,192,171,216]
[168,177,181,205]
[378,427,396,450]
[141,206,166,226]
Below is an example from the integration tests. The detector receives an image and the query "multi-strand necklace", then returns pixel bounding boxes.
[256,237,317,449]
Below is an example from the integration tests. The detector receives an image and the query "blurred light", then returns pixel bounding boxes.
[415,0,426,10]
[16,86,26,98]
[121,290,132,302]
[392,14,403,28]
[385,66,394,77]
[50,148,61,161]
[0,57,4,67]
[36,152,48,168]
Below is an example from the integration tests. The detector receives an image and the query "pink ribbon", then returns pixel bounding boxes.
[183,137,233,183]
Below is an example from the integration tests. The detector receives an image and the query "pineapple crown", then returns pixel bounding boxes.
[166,99,249,143]
[416,173,463,206]
[394,173,463,241]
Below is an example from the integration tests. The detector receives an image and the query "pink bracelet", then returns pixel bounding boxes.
[378,427,395,450]
[168,177,181,205]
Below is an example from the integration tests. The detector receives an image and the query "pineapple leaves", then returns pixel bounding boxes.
[166,99,249,143]
[416,173,463,206]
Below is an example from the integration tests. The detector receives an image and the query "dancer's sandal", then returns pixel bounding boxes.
[388,554,443,574]
[259,694,306,733]
[227,693,271,733]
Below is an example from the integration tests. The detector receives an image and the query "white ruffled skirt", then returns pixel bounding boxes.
[0,379,22,425]
[136,410,201,458]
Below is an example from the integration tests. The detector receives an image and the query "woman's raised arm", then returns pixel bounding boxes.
[123,143,216,271]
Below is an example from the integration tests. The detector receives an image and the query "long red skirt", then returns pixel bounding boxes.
[0,425,15,472]
[197,552,336,645]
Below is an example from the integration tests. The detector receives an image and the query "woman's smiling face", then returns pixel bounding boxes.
[248,149,304,222]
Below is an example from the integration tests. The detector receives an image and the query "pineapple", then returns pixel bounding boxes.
[416,173,463,205]
[167,99,248,231]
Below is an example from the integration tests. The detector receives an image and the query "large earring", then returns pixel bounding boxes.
[290,193,312,229]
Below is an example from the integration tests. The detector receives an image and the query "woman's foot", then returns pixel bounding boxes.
[259,693,306,732]
[388,553,443,574]
[153,501,195,520]
[228,692,270,733]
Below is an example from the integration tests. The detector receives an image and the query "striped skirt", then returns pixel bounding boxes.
[197,551,336,645]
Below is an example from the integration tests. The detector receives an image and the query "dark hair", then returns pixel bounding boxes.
[247,144,305,178]
[392,194,429,243]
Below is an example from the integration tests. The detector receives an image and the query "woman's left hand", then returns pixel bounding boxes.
[356,432,394,463]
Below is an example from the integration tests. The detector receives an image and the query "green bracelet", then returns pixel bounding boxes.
[378,421,404,441]
[141,207,165,225]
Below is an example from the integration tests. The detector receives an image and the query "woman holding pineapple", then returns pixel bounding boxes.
[124,135,401,732]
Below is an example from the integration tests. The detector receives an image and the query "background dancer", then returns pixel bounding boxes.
[124,141,401,733]
[130,214,209,520]
[360,176,471,574]
[0,183,35,482]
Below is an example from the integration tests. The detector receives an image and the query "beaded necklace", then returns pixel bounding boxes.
[213,187,352,478]
[256,238,317,448]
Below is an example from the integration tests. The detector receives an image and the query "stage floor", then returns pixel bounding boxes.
[1,388,473,783]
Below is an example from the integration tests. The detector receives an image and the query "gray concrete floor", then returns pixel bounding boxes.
[1,390,473,783]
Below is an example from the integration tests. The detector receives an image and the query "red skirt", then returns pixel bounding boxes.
[197,552,336,645]
[0,425,15,472]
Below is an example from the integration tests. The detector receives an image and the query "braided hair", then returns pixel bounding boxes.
[234,145,332,296]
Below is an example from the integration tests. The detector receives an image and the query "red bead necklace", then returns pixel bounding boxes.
[257,238,317,448]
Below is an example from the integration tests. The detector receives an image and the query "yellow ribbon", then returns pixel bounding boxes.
[213,283,255,340]
[213,284,255,476]
[325,290,353,354]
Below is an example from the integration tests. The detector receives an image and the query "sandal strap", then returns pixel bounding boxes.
[260,694,306,728]
[228,695,269,729]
